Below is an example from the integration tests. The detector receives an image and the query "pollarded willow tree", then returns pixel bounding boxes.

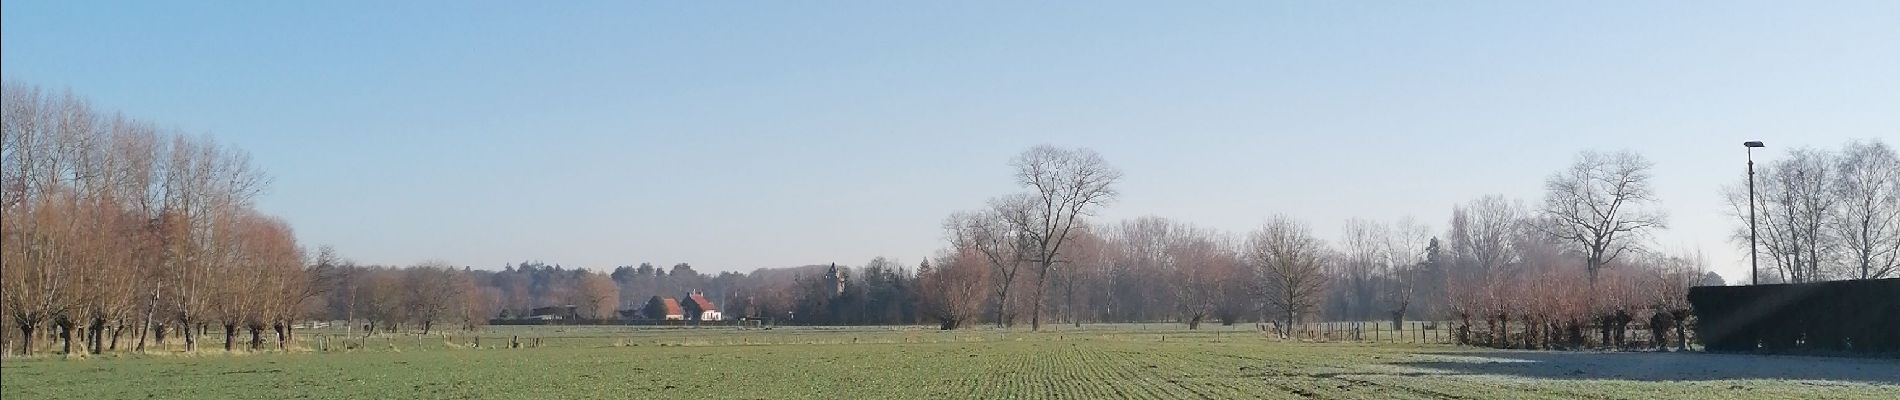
[993,145,1122,332]
[1539,150,1665,305]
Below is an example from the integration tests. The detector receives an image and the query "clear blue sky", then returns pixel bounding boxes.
[5,1,1896,280]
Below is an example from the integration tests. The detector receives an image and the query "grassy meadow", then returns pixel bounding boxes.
[2,325,1895,399]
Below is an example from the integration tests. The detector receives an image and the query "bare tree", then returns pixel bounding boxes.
[358,268,405,334]
[1247,216,1329,337]
[945,210,1023,327]
[1159,222,1236,330]
[1445,196,1524,341]
[1050,225,1109,327]
[1380,218,1431,329]
[576,271,618,320]
[402,262,463,334]
[993,145,1122,332]
[1833,139,1900,280]
[918,247,993,330]
[1540,150,1666,303]
[1726,148,1838,283]
[1107,217,1182,323]
[1335,218,1388,323]
[273,245,337,350]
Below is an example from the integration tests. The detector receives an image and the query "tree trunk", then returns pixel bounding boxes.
[17,325,34,356]
[1030,267,1050,332]
[182,321,194,352]
[248,325,264,351]
[994,284,1012,329]
[274,322,289,351]
[1675,319,1689,352]
[88,317,107,354]
[223,323,237,352]
[55,317,77,355]
[110,322,124,352]
[182,321,196,352]
[1066,278,1082,328]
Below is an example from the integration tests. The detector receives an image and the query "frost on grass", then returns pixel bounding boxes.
[1394,350,1900,386]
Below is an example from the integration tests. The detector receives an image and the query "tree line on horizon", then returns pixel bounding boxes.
[6,81,1896,357]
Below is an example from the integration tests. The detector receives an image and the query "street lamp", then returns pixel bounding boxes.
[1744,140,1765,285]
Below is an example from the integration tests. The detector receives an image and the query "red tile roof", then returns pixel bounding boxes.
[661,298,684,316]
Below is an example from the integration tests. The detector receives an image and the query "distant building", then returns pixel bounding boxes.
[529,305,577,320]
[639,296,687,320]
[616,309,644,320]
[825,263,845,296]
[681,289,722,321]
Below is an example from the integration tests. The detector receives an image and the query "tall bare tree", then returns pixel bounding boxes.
[1726,148,1838,283]
[1380,218,1431,328]
[1445,196,1525,338]
[1832,139,1900,280]
[994,145,1122,331]
[1540,150,1665,303]
[1335,218,1388,323]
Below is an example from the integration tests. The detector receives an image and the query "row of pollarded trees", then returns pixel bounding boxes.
[2,81,324,356]
[1723,139,1900,283]
[1440,193,1710,349]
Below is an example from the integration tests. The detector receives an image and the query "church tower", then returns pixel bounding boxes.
[824,263,845,296]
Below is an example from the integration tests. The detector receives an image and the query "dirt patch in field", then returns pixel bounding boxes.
[1393,350,1900,385]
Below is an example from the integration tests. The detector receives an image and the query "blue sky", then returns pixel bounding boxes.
[5,1,1896,279]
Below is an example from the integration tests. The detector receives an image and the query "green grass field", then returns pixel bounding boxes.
[3,326,1895,399]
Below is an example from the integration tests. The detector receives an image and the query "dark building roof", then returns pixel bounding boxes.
[684,292,717,312]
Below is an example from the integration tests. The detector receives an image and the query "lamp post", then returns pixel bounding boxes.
[1744,140,1765,285]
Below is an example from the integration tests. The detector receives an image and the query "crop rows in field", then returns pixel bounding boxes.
[5,328,1898,400]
